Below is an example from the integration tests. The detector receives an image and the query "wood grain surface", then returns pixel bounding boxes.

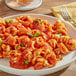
[0,0,76,76]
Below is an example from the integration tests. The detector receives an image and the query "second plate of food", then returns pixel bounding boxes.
[5,0,42,10]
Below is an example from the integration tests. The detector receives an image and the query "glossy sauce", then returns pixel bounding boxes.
[0,16,76,70]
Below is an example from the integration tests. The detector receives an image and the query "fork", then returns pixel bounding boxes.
[60,7,76,24]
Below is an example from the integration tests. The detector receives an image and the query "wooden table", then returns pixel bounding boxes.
[0,0,76,76]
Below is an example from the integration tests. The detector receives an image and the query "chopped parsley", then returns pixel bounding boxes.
[58,30,61,34]
[27,33,34,37]
[25,60,29,65]
[36,19,42,24]
[27,33,40,37]
[0,38,2,43]
[50,48,53,51]
[38,19,42,24]
[5,20,13,23]
[0,38,2,45]
[58,30,62,36]
[34,33,40,37]
[20,16,23,17]
[15,45,18,49]
[20,43,24,47]
[59,33,62,36]
[25,60,29,68]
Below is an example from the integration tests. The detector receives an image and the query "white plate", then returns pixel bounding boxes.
[0,14,76,76]
[5,0,42,10]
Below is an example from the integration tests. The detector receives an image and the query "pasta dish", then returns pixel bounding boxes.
[0,15,76,70]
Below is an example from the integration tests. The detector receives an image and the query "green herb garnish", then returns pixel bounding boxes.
[58,30,62,36]
[34,33,40,37]
[25,60,29,65]
[15,45,17,49]
[50,49,53,51]
[27,33,34,37]
[38,19,42,24]
[20,43,24,47]
[58,30,61,34]
[59,33,62,36]
[5,20,13,23]
[0,38,2,43]
[9,20,13,23]
[0,38,2,45]
[20,16,23,17]
[36,19,42,24]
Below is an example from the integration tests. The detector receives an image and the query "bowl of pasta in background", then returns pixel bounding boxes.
[0,13,76,76]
